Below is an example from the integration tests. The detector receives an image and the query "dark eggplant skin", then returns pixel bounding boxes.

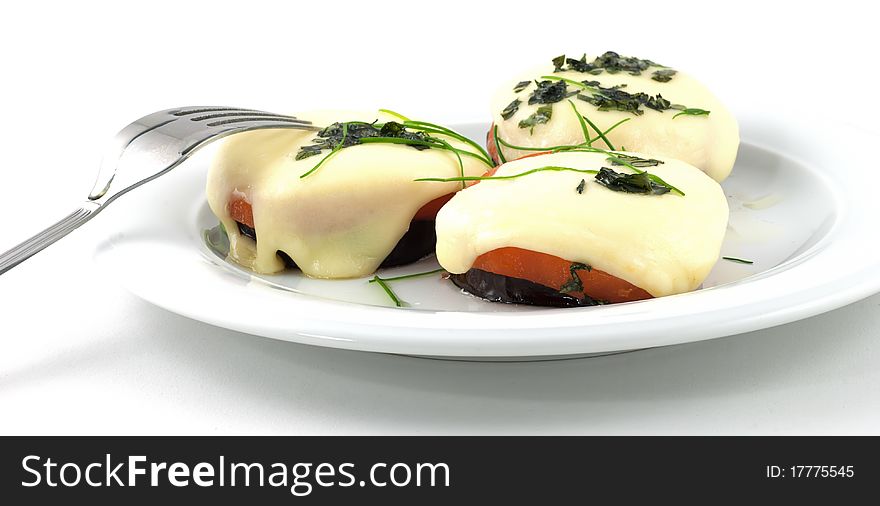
[234,219,436,271]
[378,220,436,268]
[450,268,605,308]
[237,222,257,241]
[237,222,298,268]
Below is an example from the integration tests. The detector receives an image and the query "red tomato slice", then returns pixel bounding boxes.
[472,247,652,303]
[229,192,455,229]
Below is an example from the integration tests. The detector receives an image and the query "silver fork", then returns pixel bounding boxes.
[0,106,318,275]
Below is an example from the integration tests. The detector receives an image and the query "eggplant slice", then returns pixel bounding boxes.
[379,220,436,268]
[234,219,436,271]
[450,268,606,308]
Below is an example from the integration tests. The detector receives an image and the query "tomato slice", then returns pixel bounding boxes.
[472,247,652,303]
[486,125,501,165]
[228,192,455,230]
[413,193,454,220]
[229,198,254,228]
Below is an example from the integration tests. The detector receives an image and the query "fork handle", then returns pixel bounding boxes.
[0,202,101,275]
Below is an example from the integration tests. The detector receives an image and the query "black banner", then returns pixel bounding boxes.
[0,437,874,503]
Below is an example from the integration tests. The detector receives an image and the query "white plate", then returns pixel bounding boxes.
[94,112,880,358]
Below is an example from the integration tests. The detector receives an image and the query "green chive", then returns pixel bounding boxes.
[579,111,616,151]
[370,276,403,307]
[370,268,447,307]
[400,120,493,167]
[568,100,592,146]
[378,108,412,121]
[673,108,711,119]
[415,165,599,183]
[493,124,507,164]
[370,268,446,283]
[722,256,754,264]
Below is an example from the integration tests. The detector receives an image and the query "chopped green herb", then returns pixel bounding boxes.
[297,121,428,163]
[296,121,367,161]
[417,151,683,197]
[603,154,684,196]
[651,69,677,82]
[594,167,671,195]
[592,51,659,75]
[560,262,591,293]
[501,99,521,120]
[722,256,754,264]
[608,153,664,168]
[298,115,493,180]
[299,121,352,178]
[673,108,711,119]
[553,51,667,77]
[552,55,566,72]
[528,80,576,105]
[576,179,586,194]
[542,75,706,117]
[513,80,531,93]
[518,104,553,134]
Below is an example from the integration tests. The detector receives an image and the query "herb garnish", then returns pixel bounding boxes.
[296,112,493,184]
[603,154,683,196]
[518,105,553,133]
[492,124,508,164]
[487,134,681,195]
[528,80,577,105]
[501,80,578,122]
[501,99,521,120]
[417,162,679,197]
[553,51,666,78]
[297,121,429,163]
[558,262,606,304]
[513,80,531,93]
[576,179,586,194]
[568,100,591,144]
[415,165,599,183]
[563,99,619,150]
[609,153,664,168]
[560,262,590,293]
[594,167,671,195]
[651,69,677,82]
[722,256,754,264]
[369,268,447,307]
[673,108,711,119]
[298,121,352,178]
[542,75,709,118]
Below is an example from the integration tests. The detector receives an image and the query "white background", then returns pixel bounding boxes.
[1,0,878,434]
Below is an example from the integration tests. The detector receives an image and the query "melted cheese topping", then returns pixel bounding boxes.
[206,110,488,278]
[492,59,739,181]
[435,151,729,297]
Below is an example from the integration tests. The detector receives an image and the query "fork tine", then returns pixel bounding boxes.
[187,111,303,122]
[170,106,264,117]
[204,116,313,127]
